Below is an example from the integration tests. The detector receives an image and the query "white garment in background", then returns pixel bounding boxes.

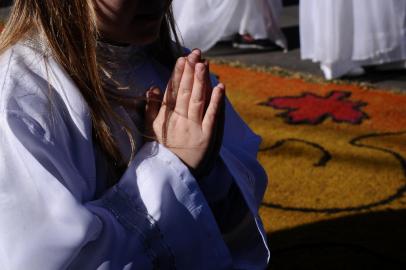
[300,0,406,80]
[0,38,270,269]
[173,0,287,51]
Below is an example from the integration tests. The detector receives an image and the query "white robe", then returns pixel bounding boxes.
[0,39,270,269]
[300,0,406,79]
[172,0,287,51]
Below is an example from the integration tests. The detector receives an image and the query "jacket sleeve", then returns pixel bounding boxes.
[197,75,270,269]
[0,98,232,269]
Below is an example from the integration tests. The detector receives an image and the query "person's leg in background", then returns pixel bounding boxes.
[232,0,288,51]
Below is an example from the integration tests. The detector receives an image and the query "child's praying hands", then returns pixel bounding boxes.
[145,50,225,178]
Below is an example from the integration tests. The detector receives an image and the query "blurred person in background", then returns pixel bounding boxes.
[300,0,406,80]
[173,0,288,52]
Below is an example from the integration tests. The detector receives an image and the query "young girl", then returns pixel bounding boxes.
[0,0,269,269]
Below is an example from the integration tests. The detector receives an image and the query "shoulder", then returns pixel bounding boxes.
[0,41,48,107]
[0,40,92,141]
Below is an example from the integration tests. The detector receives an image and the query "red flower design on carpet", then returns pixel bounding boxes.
[260,91,368,124]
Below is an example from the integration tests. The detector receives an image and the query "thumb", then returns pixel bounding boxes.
[145,87,162,138]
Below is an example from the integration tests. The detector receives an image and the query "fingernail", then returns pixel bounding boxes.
[146,87,153,98]
[192,48,201,56]
[147,87,161,99]
[217,83,225,90]
[188,52,199,63]
[177,57,186,66]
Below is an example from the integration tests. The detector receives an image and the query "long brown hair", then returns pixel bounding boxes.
[0,0,182,185]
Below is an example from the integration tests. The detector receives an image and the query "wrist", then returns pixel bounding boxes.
[189,155,220,180]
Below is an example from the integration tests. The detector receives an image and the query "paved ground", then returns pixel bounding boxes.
[207,0,406,92]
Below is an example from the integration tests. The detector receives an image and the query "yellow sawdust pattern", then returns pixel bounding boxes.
[211,64,406,232]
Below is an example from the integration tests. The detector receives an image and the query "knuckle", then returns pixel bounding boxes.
[191,98,204,105]
[180,87,192,95]
[208,111,217,120]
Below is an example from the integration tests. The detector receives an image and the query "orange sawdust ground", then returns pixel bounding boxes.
[212,63,406,269]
